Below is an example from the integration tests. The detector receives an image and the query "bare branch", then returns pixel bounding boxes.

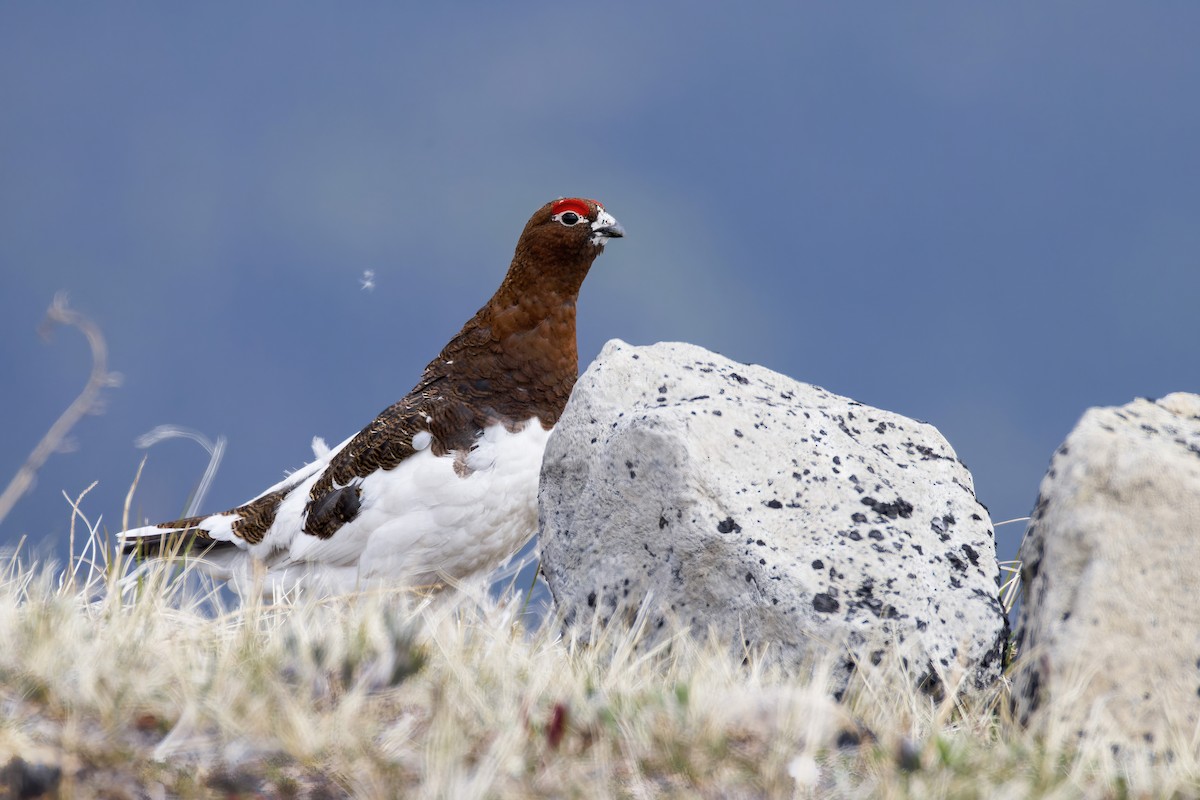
[0,294,122,527]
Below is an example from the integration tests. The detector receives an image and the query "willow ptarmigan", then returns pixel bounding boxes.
[120,197,624,596]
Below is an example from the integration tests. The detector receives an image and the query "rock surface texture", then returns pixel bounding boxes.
[1012,392,1200,761]
[539,340,1007,695]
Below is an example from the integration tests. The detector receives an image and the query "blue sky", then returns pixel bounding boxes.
[2,4,1198,568]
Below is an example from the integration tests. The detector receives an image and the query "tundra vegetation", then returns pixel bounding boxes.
[2,299,1195,798]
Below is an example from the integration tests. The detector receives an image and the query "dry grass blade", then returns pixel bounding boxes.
[993,516,1030,615]
[133,425,227,520]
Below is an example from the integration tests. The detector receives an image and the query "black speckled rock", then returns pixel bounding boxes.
[1011,392,1200,763]
[539,340,1007,695]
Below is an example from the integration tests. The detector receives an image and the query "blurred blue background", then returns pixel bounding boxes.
[2,4,1198,571]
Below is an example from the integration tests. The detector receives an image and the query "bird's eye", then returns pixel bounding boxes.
[560,211,580,225]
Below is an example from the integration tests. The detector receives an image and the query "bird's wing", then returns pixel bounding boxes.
[301,320,508,540]
[300,376,482,540]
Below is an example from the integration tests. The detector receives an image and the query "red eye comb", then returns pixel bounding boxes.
[551,198,592,218]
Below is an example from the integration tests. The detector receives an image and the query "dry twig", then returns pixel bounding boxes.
[0,293,122,527]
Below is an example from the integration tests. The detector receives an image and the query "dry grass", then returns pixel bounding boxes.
[1,514,1198,800]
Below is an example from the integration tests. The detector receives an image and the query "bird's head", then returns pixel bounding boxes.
[549,197,626,248]
[518,197,625,258]
[498,197,624,303]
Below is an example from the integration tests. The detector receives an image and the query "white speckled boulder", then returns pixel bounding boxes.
[539,340,1007,694]
[1012,392,1200,761]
